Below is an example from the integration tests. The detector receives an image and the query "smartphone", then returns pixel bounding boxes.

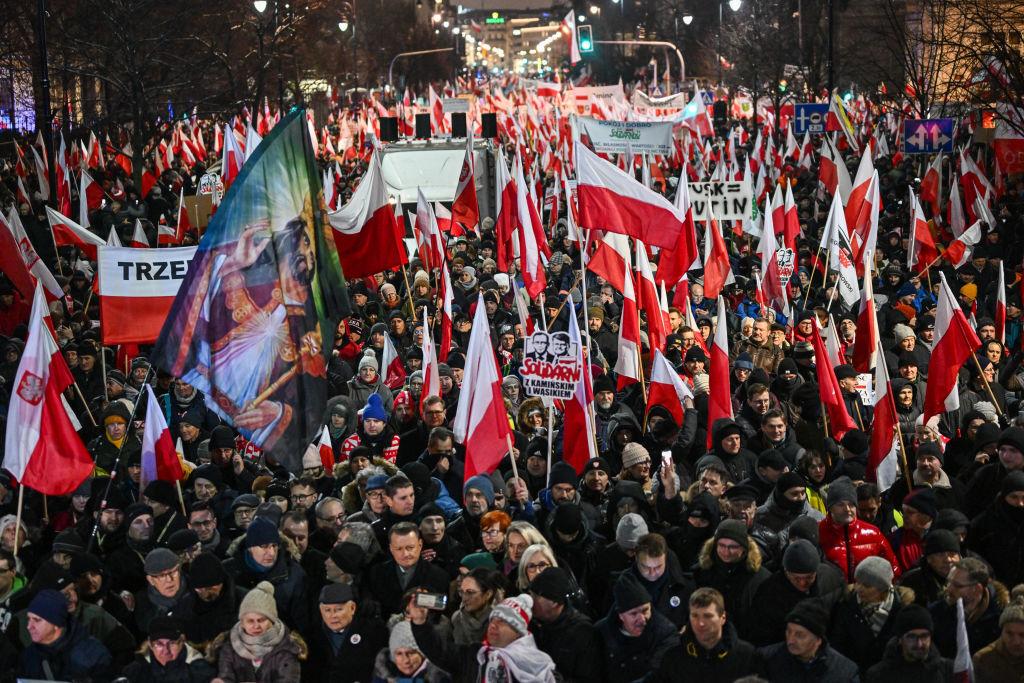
[662,450,673,471]
[414,592,448,611]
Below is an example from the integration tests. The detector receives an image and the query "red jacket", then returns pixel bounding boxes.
[818,515,901,582]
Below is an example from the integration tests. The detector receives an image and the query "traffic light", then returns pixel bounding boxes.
[577,25,593,53]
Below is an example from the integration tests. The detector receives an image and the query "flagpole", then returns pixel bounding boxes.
[174,480,187,515]
[550,273,583,322]
[71,382,98,428]
[892,413,914,486]
[505,433,520,482]
[12,485,24,558]
[970,353,1004,415]
[400,264,417,316]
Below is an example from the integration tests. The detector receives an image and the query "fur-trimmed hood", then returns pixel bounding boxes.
[697,533,763,573]
[340,457,399,512]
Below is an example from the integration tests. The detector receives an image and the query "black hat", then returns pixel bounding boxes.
[776,471,806,495]
[788,515,820,545]
[915,441,944,465]
[934,508,970,534]
[416,502,445,523]
[551,504,583,535]
[894,604,934,635]
[529,566,571,606]
[142,480,176,507]
[923,529,960,556]
[902,487,938,519]
[69,552,103,578]
[319,583,356,604]
[835,364,858,380]
[786,600,829,638]
[593,374,615,394]
[188,552,228,588]
[613,572,651,612]
[166,529,200,553]
[52,529,85,555]
[714,519,749,546]
[190,464,224,489]
[148,616,184,641]
[757,450,788,472]
[1001,471,1024,497]
[329,542,365,575]
[898,352,919,368]
[783,539,821,574]
[722,485,758,504]
[975,423,1000,450]
[840,430,870,457]
[125,502,154,526]
[548,462,578,489]
[582,457,610,476]
[684,347,707,363]
[32,561,74,592]
[209,425,236,450]
[998,427,1024,454]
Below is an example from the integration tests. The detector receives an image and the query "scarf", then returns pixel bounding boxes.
[477,634,556,683]
[913,468,951,489]
[202,529,222,553]
[229,619,287,662]
[859,588,895,635]
[452,605,492,645]
[244,551,274,575]
[147,580,187,611]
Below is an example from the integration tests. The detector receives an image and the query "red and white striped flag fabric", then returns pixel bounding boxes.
[513,151,548,298]
[908,188,940,273]
[494,147,518,271]
[811,318,857,440]
[953,597,974,682]
[923,273,981,423]
[4,209,63,301]
[943,220,982,269]
[438,262,455,359]
[852,263,879,373]
[79,169,104,227]
[221,123,244,189]
[420,306,442,410]
[576,141,685,249]
[45,206,105,259]
[654,169,700,287]
[561,10,581,65]
[415,188,447,272]
[702,213,734,300]
[867,332,900,491]
[451,134,480,235]
[996,262,1007,345]
[453,294,512,482]
[758,194,788,316]
[4,285,93,495]
[614,261,642,391]
[97,246,197,344]
[706,297,733,449]
[130,218,150,248]
[920,151,942,216]
[140,383,186,490]
[316,425,335,471]
[382,333,407,390]
[562,309,597,472]
[635,241,668,353]
[648,348,693,429]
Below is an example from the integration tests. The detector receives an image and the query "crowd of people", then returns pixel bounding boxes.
[1,93,1024,683]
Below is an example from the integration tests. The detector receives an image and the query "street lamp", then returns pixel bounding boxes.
[682,14,693,25]
[253,0,267,12]
[729,0,742,11]
[338,20,348,31]
[589,4,600,14]
[718,0,741,85]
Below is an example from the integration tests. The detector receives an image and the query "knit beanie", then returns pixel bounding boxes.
[1002,471,1024,497]
[244,517,280,549]
[613,572,651,613]
[358,349,379,373]
[329,542,365,574]
[1000,596,1024,627]
[902,487,938,519]
[714,519,749,547]
[28,590,69,628]
[189,552,228,588]
[915,441,944,466]
[548,462,578,489]
[854,556,894,592]
[143,480,176,507]
[460,552,498,571]
[786,599,829,638]
[551,504,584,536]
[998,427,1024,454]
[894,604,934,635]
[825,479,857,510]
[621,442,651,469]
[490,594,533,636]
[362,394,388,422]
[840,430,869,457]
[463,475,495,507]
[389,620,420,660]
[238,581,278,622]
[783,539,821,574]
[923,529,960,556]
[615,513,649,551]
[528,567,571,606]
[776,471,807,495]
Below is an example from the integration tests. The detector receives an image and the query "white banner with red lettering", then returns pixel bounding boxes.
[98,246,197,344]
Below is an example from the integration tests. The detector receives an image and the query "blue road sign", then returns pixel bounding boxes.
[700,91,715,106]
[903,118,955,154]
[794,103,829,135]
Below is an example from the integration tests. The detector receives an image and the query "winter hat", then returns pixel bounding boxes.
[548,462,578,489]
[389,620,420,660]
[757,450,788,472]
[1001,471,1024,497]
[835,364,858,380]
[612,572,651,613]
[231,493,261,511]
[915,441,944,465]
[826,479,857,509]
[460,552,498,571]
[463,475,495,507]
[854,556,894,592]
[358,350,379,373]
[191,464,224,489]
[582,457,610,476]
[490,594,533,636]
[893,324,916,343]
[125,502,154,526]
[52,529,85,555]
[319,583,356,604]
[960,283,978,301]
[788,515,820,545]
[244,517,280,549]
[923,529,960,556]
[734,352,754,371]
[894,604,934,635]
[327,542,364,575]
[32,562,74,592]
[615,513,649,551]
[167,529,200,554]
[143,480,176,507]
[238,581,278,622]
[551,504,583,536]
[783,539,821,574]
[366,474,389,492]
[840,430,870,457]
[362,394,388,422]
[974,423,1001,450]
[189,552,228,588]
[148,616,184,641]
[209,425,236,450]
[144,548,180,576]
[593,374,614,394]
[777,358,799,376]
[1000,596,1024,627]
[786,600,830,638]
[714,519,749,547]
[27,590,69,628]
[902,487,938,519]
[69,553,102,579]
[691,374,710,396]
[776,471,807,496]
[621,442,651,469]
[998,427,1024,454]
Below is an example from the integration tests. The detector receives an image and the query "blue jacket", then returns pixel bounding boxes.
[20,618,112,682]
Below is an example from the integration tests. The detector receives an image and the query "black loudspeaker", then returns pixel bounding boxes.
[481,112,498,139]
[379,117,398,142]
[451,112,467,138]
[415,113,431,139]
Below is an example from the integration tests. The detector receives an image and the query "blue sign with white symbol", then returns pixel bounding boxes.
[794,103,829,135]
[701,91,715,106]
[903,118,955,154]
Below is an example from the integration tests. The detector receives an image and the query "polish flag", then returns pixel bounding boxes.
[55,134,73,217]
[130,218,150,248]
[867,333,900,491]
[959,147,994,223]
[782,182,800,253]
[140,384,186,490]
[852,262,879,373]
[953,598,975,683]
[513,151,548,298]
[221,124,245,189]
[323,167,337,210]
[576,141,685,249]
[3,209,63,301]
[244,123,263,162]
[706,297,733,449]
[438,263,454,358]
[784,124,799,161]
[635,241,668,352]
[381,333,407,390]
[908,189,941,274]
[943,220,982,269]
[420,306,442,410]
[4,285,93,495]
[654,169,700,287]
[923,273,981,423]
[512,281,535,337]
[30,145,49,200]
[948,180,966,238]
[172,187,192,244]
[0,212,41,302]
[844,151,875,232]
[758,195,788,316]
[614,263,642,391]
[562,310,597,472]
[648,349,693,429]
[818,135,852,203]
[106,225,122,247]
[16,177,31,207]
[588,231,630,293]
[315,425,335,470]
[811,319,857,439]
[798,131,814,171]
[428,85,446,134]
[702,213,734,299]
[451,134,480,235]
[494,147,518,270]
[996,262,1007,345]
[79,169,105,227]
[328,152,408,278]
[561,10,581,65]
[453,294,512,482]
[920,152,942,216]
[45,206,105,259]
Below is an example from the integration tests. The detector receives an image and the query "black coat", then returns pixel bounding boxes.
[829,585,916,673]
[302,612,388,683]
[651,623,757,683]
[623,553,695,629]
[746,567,845,646]
[222,549,309,633]
[898,561,947,607]
[531,605,604,683]
[864,637,954,683]
[121,645,217,683]
[692,537,770,636]
[756,642,860,682]
[595,610,679,683]
[968,500,1024,588]
[366,558,450,618]
[929,583,1008,659]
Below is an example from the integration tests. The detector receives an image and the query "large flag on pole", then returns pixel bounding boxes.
[867,333,900,491]
[4,285,93,495]
[453,293,512,482]
[706,297,733,449]
[562,308,597,473]
[648,348,693,429]
[150,109,350,473]
[811,319,858,440]
[923,272,981,423]
[140,384,186,490]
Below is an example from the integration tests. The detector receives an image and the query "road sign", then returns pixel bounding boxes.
[903,118,955,154]
[794,103,828,135]
[700,90,715,106]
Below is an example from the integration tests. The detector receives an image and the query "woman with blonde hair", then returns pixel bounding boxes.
[515,544,558,592]
[503,522,547,581]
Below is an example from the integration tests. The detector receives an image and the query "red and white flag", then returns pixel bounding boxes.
[943,220,982,269]
[908,189,940,274]
[635,241,668,352]
[453,294,512,482]
[4,285,93,495]
[811,318,857,439]
[414,188,447,272]
[588,231,630,293]
[818,135,852,203]
[420,306,442,410]
[140,384,186,490]
[852,263,879,373]
[996,262,1007,345]
[562,309,597,472]
[79,169,105,227]
[758,195,788,316]
[513,151,548,298]
[382,333,407,390]
[867,332,900,491]
[30,145,49,201]
[97,246,197,344]
[648,348,693,429]
[844,151,874,233]
[130,218,150,248]
[782,182,800,253]
[614,262,642,391]
[494,147,518,270]
[328,152,408,278]
[3,209,63,301]
[561,10,581,65]
[706,297,733,449]
[244,122,263,162]
[221,124,244,188]
[438,263,454,359]
[451,134,480,235]
[920,151,942,216]
[948,181,966,238]
[654,170,700,287]
[315,425,335,471]
[45,206,105,259]
[923,273,981,423]
[576,141,685,249]
[55,134,73,217]
[954,597,974,682]
[702,213,734,299]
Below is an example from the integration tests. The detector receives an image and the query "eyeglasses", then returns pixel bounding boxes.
[424,409,445,416]
[366,491,384,500]
[150,567,180,581]
[525,561,551,572]
[291,493,316,501]
[482,528,504,537]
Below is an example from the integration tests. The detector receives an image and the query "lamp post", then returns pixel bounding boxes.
[339,1,357,92]
[35,0,56,204]
[718,0,741,85]
[253,0,268,113]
